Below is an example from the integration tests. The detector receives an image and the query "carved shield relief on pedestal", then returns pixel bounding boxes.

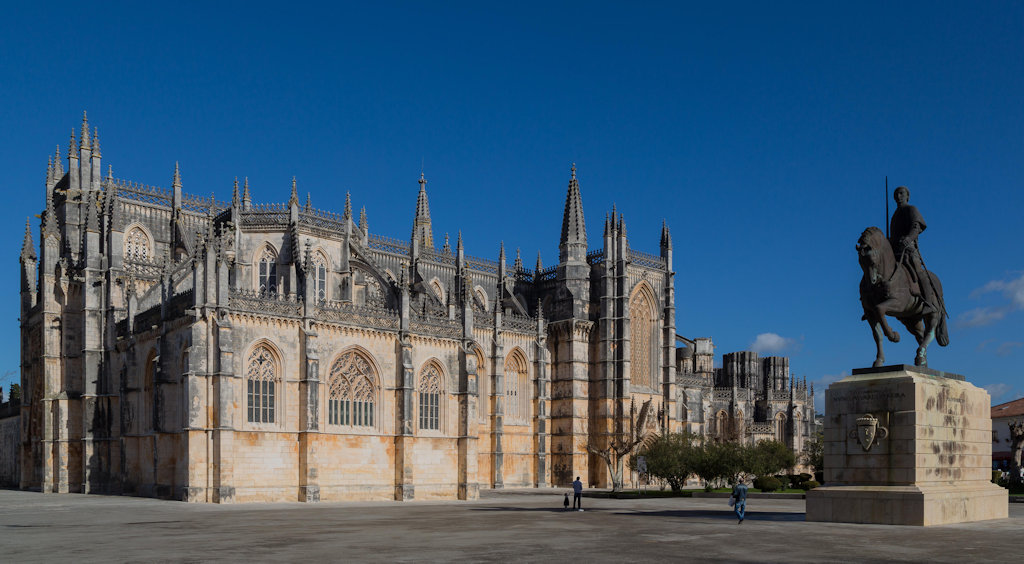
[848,413,889,452]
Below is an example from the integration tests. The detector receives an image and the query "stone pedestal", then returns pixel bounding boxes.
[806,365,1008,526]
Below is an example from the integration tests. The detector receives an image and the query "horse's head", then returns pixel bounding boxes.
[856,227,894,285]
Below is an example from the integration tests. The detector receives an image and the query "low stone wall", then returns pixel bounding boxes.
[0,415,19,486]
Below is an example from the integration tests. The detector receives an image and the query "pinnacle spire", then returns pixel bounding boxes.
[499,241,506,264]
[306,192,311,211]
[242,177,251,208]
[559,162,587,262]
[46,156,54,186]
[69,129,77,157]
[106,164,112,181]
[344,191,352,219]
[54,146,63,177]
[80,111,90,150]
[412,172,434,249]
[92,128,101,158]
[359,206,367,232]
[535,251,543,273]
[172,162,182,190]
[232,178,240,208]
[21,218,35,261]
[514,248,523,271]
[456,230,463,253]
[289,176,298,207]
[442,233,451,254]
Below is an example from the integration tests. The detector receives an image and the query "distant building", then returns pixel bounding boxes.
[991,396,1024,470]
[676,339,814,453]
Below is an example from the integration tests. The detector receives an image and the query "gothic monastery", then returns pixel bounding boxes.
[14,114,813,502]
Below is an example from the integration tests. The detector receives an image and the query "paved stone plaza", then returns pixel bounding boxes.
[0,488,1020,562]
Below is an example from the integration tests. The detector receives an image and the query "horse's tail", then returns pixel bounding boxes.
[930,270,950,347]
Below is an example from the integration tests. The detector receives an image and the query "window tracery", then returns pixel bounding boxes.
[258,246,278,296]
[328,350,377,428]
[629,286,656,389]
[247,344,278,424]
[418,362,442,431]
[504,350,530,424]
[125,226,151,261]
[312,252,328,302]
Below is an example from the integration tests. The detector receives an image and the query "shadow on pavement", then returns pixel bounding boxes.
[471,506,598,513]
[616,509,806,522]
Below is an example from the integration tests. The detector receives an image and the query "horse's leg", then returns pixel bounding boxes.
[914,311,938,367]
[874,300,901,343]
[869,316,886,367]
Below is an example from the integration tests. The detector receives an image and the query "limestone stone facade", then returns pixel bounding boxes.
[17,114,809,502]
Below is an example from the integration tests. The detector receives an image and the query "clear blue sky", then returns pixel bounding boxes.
[2,2,1022,406]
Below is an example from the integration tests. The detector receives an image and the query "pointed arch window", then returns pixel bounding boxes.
[504,350,530,425]
[247,344,278,424]
[418,362,443,431]
[125,226,151,261]
[258,246,278,296]
[629,286,657,389]
[312,252,328,302]
[328,350,377,428]
[775,412,788,442]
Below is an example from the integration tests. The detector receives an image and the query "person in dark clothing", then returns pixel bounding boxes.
[563,492,570,510]
[572,476,583,511]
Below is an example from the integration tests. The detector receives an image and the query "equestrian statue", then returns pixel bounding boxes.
[856,186,948,367]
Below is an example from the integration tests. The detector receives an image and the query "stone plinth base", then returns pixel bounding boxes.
[806,365,1009,525]
[807,483,1008,526]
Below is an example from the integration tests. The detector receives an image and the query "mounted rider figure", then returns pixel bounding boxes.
[888,186,939,313]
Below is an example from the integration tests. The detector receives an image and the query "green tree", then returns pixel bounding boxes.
[8,383,21,404]
[692,440,745,490]
[634,432,700,492]
[802,431,824,474]
[747,440,797,478]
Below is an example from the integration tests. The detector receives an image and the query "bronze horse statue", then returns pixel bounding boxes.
[856,226,948,367]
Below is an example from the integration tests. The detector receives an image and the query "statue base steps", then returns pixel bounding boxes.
[805,365,1008,526]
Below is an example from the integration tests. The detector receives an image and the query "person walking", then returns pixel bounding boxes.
[572,476,583,511]
[732,478,749,523]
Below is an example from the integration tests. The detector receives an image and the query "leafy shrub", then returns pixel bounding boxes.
[799,480,820,490]
[799,473,813,482]
[754,476,782,492]
[992,470,1003,484]
[774,474,791,489]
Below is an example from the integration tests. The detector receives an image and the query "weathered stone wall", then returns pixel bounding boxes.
[0,415,19,486]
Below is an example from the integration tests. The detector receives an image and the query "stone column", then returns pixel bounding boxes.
[457,342,479,499]
[298,327,320,502]
[490,335,505,489]
[394,334,415,500]
[534,332,550,488]
[211,317,236,503]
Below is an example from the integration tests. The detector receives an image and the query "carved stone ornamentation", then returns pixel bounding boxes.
[848,413,888,452]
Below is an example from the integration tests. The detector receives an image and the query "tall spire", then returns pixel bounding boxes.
[359,206,368,232]
[92,128,101,158]
[442,233,451,254]
[54,145,63,177]
[344,191,352,219]
[106,164,112,181]
[559,162,587,263]
[232,178,240,208]
[21,218,35,261]
[242,177,251,208]
[46,156,54,187]
[172,162,182,190]
[535,251,543,273]
[456,230,463,254]
[80,111,90,150]
[412,172,434,249]
[305,192,311,211]
[68,129,78,157]
[514,248,523,271]
[289,176,298,207]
